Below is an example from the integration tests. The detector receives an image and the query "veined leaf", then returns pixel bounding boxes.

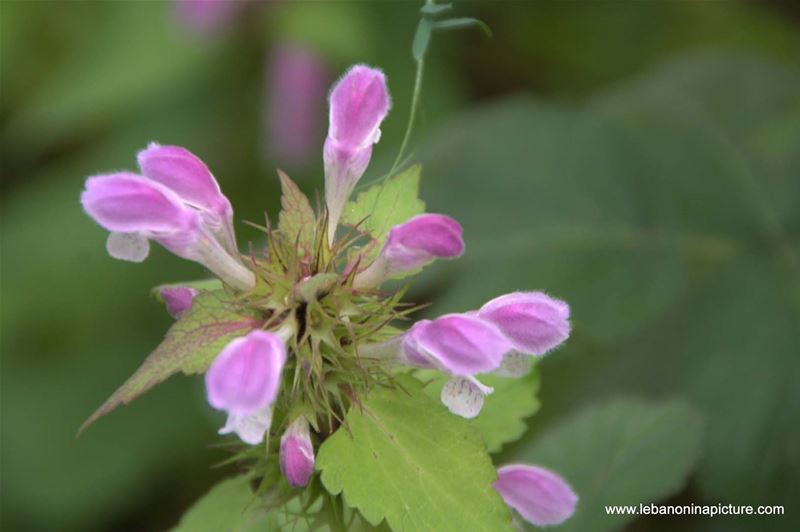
[278,170,316,254]
[316,376,512,532]
[341,165,426,254]
[80,290,262,432]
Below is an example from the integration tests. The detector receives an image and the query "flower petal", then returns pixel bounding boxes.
[81,173,198,235]
[328,64,390,149]
[415,314,511,376]
[440,377,492,419]
[219,405,273,446]
[105,232,150,262]
[494,464,578,527]
[478,292,570,356]
[137,143,231,217]
[205,331,287,416]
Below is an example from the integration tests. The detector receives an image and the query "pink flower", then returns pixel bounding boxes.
[80,145,254,291]
[494,464,578,527]
[324,65,391,244]
[478,292,570,356]
[205,331,287,445]
[354,214,464,288]
[280,417,315,488]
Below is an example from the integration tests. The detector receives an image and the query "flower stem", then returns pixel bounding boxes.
[389,55,425,176]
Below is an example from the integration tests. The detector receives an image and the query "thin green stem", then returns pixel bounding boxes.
[389,56,425,176]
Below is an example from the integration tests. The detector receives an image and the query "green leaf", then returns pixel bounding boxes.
[316,376,512,532]
[173,476,268,532]
[510,398,703,532]
[423,371,540,454]
[278,170,316,254]
[80,290,262,432]
[341,165,426,256]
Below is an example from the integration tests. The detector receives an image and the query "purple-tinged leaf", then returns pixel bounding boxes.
[80,290,262,432]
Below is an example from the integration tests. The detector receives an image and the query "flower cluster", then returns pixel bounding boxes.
[81,65,576,527]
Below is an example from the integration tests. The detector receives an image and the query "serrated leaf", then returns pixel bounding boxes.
[80,290,262,432]
[341,165,426,255]
[510,398,703,532]
[316,376,512,532]
[423,371,540,454]
[278,170,316,254]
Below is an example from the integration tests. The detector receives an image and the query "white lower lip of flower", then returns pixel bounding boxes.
[106,232,150,262]
[440,376,494,419]
[219,405,274,445]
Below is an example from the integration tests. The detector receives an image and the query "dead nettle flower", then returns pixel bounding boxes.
[324,64,391,244]
[353,214,464,288]
[80,144,254,291]
[493,464,578,527]
[360,291,569,419]
[205,329,289,445]
[280,417,316,488]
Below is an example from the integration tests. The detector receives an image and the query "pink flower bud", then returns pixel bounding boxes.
[159,286,199,319]
[401,314,511,377]
[493,464,578,527]
[205,331,287,445]
[478,292,570,356]
[354,214,464,287]
[324,64,390,244]
[280,417,315,488]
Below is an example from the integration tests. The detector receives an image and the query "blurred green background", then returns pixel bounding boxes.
[2,1,799,531]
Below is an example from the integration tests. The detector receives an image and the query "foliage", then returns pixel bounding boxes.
[80,290,262,431]
[317,376,512,531]
[510,398,703,532]
[420,52,800,529]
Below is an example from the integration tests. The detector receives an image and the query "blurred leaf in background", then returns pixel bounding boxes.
[418,51,800,531]
[2,0,799,531]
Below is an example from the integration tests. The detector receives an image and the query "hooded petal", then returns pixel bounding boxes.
[494,464,578,527]
[137,143,231,217]
[408,314,511,376]
[205,331,287,416]
[81,172,198,235]
[478,292,570,356]
[328,65,390,149]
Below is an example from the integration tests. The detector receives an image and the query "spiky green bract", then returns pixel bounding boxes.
[316,376,513,532]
